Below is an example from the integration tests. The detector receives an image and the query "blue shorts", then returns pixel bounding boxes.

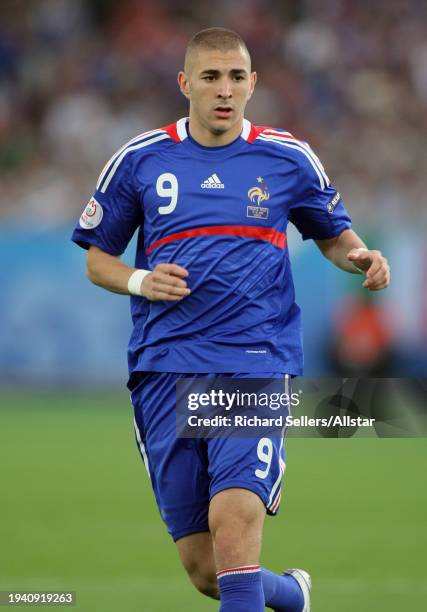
[130,372,288,541]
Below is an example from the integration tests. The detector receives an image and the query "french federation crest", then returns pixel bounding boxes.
[247,177,270,219]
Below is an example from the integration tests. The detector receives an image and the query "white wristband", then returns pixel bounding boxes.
[127,269,151,296]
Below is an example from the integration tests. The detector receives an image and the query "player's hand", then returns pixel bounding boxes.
[141,263,191,301]
[347,248,390,291]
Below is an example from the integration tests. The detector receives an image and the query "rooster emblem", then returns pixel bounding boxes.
[247,185,270,205]
[246,178,270,220]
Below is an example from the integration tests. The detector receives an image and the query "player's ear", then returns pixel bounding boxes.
[247,71,257,101]
[178,71,191,100]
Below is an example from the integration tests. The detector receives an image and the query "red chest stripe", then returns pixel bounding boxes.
[145,225,287,254]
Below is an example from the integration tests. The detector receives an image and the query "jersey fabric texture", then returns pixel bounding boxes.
[131,372,287,541]
[71,117,352,376]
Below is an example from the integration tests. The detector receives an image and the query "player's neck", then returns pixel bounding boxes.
[187,117,243,147]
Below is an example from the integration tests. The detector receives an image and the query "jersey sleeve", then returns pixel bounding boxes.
[288,145,352,241]
[71,151,141,256]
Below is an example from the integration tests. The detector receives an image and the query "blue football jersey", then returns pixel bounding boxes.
[72,117,352,375]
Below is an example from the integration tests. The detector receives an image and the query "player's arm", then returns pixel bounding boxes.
[315,229,390,291]
[86,245,191,301]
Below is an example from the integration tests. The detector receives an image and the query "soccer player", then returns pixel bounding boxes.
[72,28,390,612]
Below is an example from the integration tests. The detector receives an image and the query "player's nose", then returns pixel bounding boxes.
[217,79,233,98]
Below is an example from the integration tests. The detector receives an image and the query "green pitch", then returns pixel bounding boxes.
[1,389,426,611]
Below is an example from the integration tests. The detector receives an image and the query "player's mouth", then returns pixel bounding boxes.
[213,106,233,119]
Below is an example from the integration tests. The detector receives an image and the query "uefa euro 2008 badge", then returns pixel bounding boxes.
[247,177,270,220]
[79,197,103,229]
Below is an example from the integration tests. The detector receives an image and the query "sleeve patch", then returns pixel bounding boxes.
[79,198,103,229]
[327,192,341,214]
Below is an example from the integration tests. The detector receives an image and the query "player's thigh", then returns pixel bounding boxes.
[131,372,211,541]
[209,487,266,530]
[209,487,266,569]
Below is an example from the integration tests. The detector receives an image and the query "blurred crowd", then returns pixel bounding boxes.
[0,0,426,228]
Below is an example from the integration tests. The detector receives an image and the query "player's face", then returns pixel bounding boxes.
[178,46,257,145]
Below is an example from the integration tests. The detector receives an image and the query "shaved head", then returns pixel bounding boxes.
[184,27,251,74]
[177,28,256,146]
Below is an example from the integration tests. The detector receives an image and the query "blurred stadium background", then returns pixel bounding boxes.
[0,1,426,610]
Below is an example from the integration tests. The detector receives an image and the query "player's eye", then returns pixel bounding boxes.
[203,75,215,81]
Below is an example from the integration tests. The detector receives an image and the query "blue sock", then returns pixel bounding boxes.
[217,565,264,612]
[261,568,304,611]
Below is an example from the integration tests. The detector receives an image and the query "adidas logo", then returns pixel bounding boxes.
[201,173,224,189]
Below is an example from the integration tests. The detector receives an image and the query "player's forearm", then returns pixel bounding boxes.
[316,229,367,273]
[86,245,134,295]
[86,245,191,300]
